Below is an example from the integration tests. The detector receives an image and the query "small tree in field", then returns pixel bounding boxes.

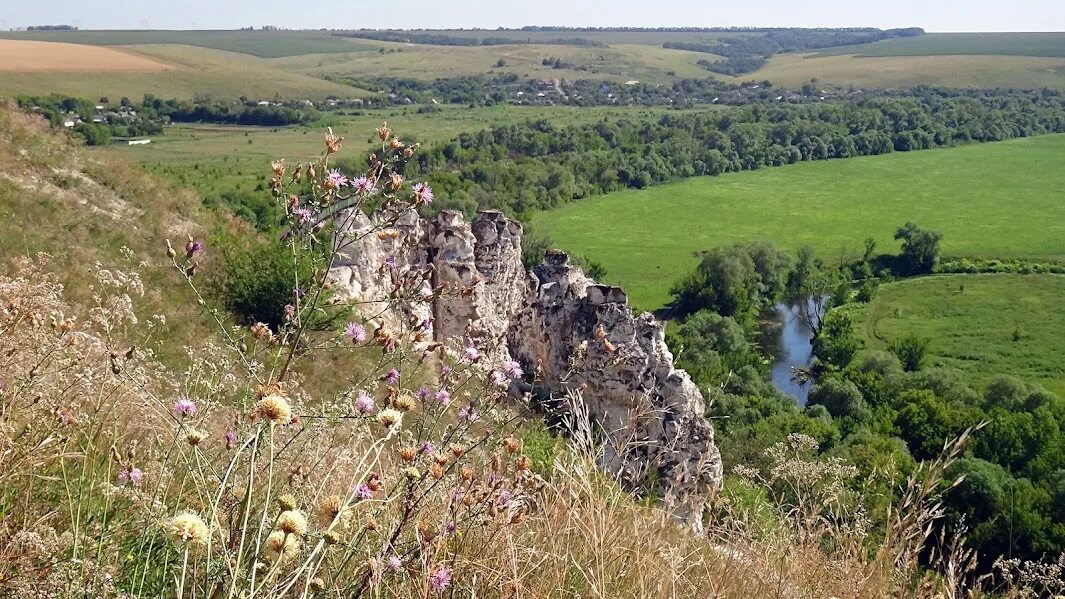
[894,222,943,275]
[890,334,930,372]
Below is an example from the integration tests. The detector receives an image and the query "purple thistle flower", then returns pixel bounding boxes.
[292,287,306,300]
[352,176,375,195]
[327,169,349,188]
[428,564,452,592]
[354,391,375,414]
[384,368,400,385]
[118,467,143,486]
[171,398,197,418]
[418,387,432,400]
[421,441,435,454]
[497,489,513,508]
[384,255,396,269]
[490,370,509,388]
[184,240,203,258]
[224,430,238,450]
[354,483,373,501]
[440,365,453,376]
[462,346,480,363]
[444,521,457,536]
[295,208,313,224]
[503,360,523,379]
[387,554,403,573]
[412,182,434,205]
[436,389,451,406]
[457,404,479,423]
[344,322,367,344]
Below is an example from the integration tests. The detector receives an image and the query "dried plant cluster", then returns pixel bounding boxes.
[0,125,1059,598]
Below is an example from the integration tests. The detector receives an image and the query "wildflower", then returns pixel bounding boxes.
[296,208,313,224]
[278,494,299,511]
[224,430,238,450]
[387,555,403,573]
[503,360,523,379]
[171,398,197,418]
[185,429,207,446]
[377,408,403,429]
[184,239,203,258]
[278,510,308,536]
[440,365,453,376]
[490,370,509,388]
[352,176,375,195]
[421,441,435,454]
[418,387,432,400]
[326,169,349,189]
[384,368,400,385]
[353,483,373,501]
[266,530,301,561]
[354,390,375,414]
[256,394,293,425]
[384,255,396,269]
[428,564,453,592]
[344,322,366,343]
[250,322,272,341]
[412,182,434,205]
[463,345,481,363]
[284,304,296,321]
[436,389,451,406]
[117,467,143,486]
[389,137,405,150]
[318,495,351,528]
[167,512,209,546]
[505,437,521,454]
[325,128,343,154]
[376,123,390,141]
[458,404,480,423]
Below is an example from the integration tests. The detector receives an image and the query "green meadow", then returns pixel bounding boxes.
[531,134,1065,310]
[841,274,1065,396]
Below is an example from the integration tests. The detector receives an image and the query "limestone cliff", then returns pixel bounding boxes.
[330,209,722,520]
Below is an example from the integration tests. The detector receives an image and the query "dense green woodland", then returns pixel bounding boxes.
[405,88,1065,218]
[664,233,1065,568]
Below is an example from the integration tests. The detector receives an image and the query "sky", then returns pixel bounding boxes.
[4,0,1064,32]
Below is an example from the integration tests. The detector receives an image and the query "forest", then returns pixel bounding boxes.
[402,87,1065,217]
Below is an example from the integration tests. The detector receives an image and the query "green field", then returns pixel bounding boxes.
[841,274,1065,395]
[814,32,1065,58]
[531,135,1065,311]
[103,104,688,195]
[0,30,380,57]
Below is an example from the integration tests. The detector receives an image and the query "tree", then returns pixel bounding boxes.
[667,310,754,385]
[670,242,790,319]
[894,221,943,275]
[808,377,871,421]
[786,245,843,335]
[495,58,507,67]
[889,334,930,371]
[812,310,861,369]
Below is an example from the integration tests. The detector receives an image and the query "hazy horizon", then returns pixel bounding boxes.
[3,0,1064,33]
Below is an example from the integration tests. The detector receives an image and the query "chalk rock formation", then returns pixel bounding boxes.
[330,209,722,520]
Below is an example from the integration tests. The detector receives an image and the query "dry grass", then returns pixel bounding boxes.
[0,40,178,72]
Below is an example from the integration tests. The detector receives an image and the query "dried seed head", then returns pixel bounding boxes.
[518,455,532,471]
[167,512,209,546]
[185,429,207,447]
[256,394,292,425]
[430,464,445,479]
[277,510,308,536]
[278,494,298,511]
[376,408,402,430]
[318,495,350,528]
[400,446,418,463]
[404,467,421,481]
[505,437,521,454]
[266,530,301,561]
[393,394,416,412]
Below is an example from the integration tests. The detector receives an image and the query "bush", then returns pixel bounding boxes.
[890,334,930,372]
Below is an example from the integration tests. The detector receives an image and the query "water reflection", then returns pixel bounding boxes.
[760,300,817,405]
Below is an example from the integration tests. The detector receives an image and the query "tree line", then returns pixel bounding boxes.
[404,88,1065,218]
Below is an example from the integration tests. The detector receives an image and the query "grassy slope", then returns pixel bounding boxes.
[747,52,1065,90]
[814,32,1065,58]
[531,134,1065,311]
[0,29,379,57]
[0,44,360,101]
[0,103,215,362]
[842,274,1065,396]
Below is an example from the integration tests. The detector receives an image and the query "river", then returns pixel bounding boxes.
[759,300,817,405]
